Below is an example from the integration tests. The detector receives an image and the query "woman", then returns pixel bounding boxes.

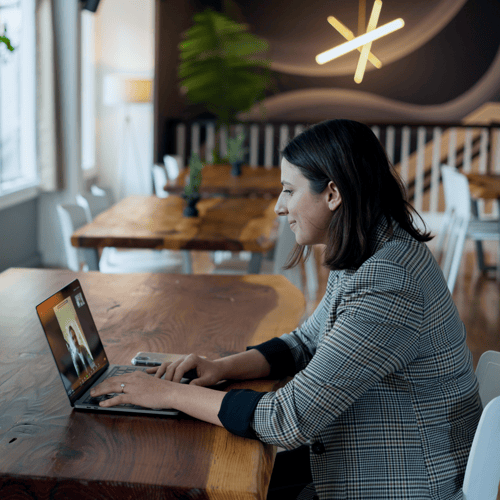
[67,325,95,377]
[91,119,482,499]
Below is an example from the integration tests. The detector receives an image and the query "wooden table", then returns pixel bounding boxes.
[164,164,282,198]
[71,195,279,273]
[466,173,500,277]
[466,173,500,200]
[0,268,305,499]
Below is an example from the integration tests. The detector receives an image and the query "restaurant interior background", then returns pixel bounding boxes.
[1,0,500,272]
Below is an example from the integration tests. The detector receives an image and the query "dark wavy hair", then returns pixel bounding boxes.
[282,119,432,271]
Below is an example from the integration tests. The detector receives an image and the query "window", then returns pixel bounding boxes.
[0,0,37,200]
[81,8,96,175]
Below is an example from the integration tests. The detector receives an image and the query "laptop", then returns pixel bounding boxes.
[36,279,188,416]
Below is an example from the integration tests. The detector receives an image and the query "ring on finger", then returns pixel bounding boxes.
[121,383,125,393]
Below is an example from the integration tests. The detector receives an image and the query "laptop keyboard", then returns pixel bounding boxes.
[81,366,175,411]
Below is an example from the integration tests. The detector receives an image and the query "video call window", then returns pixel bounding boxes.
[37,281,107,400]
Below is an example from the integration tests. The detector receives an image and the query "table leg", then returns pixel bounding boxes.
[248,253,263,274]
[497,200,500,282]
[182,251,193,274]
[471,200,487,272]
[82,248,99,271]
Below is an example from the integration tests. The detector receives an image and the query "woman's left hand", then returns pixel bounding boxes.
[90,371,175,409]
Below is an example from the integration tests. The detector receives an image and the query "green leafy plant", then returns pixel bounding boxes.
[184,153,204,198]
[178,9,271,128]
[0,26,14,52]
[227,131,247,164]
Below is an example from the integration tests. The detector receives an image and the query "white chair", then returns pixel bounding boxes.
[462,395,500,500]
[163,154,182,180]
[152,164,169,198]
[56,204,100,271]
[212,217,319,301]
[475,350,500,408]
[66,198,189,274]
[436,166,500,294]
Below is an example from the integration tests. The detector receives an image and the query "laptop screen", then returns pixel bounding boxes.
[36,279,108,404]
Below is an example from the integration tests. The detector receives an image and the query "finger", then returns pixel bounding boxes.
[146,366,159,374]
[91,379,115,397]
[99,394,127,407]
[163,359,184,381]
[91,375,130,397]
[155,361,175,379]
[173,358,198,384]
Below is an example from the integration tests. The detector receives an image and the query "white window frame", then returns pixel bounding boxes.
[0,0,38,210]
[81,8,96,179]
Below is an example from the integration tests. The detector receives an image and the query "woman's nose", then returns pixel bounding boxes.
[274,194,287,216]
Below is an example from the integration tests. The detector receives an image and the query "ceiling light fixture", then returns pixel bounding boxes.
[316,0,404,83]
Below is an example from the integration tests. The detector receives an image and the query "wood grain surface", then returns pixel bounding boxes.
[0,268,305,499]
[71,196,279,253]
[164,165,282,198]
[466,173,500,199]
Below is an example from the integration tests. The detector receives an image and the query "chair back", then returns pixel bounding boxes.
[76,190,111,222]
[476,350,500,408]
[152,165,169,198]
[90,185,115,204]
[163,155,182,180]
[462,395,500,500]
[56,204,99,272]
[439,166,473,293]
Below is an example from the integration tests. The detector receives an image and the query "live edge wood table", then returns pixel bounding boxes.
[164,164,282,198]
[71,195,279,274]
[0,268,305,500]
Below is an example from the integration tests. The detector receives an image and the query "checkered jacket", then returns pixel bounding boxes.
[251,222,482,500]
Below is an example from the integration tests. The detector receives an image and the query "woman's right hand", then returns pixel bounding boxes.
[146,354,225,387]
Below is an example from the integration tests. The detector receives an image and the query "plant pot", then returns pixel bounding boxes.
[231,160,243,177]
[182,194,200,217]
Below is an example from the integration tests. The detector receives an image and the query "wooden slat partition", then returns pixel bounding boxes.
[166,119,500,218]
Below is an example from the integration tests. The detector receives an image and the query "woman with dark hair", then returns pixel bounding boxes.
[92,119,481,500]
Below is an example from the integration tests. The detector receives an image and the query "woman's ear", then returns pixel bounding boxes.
[326,181,342,211]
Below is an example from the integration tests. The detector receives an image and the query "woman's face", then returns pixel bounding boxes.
[275,159,341,246]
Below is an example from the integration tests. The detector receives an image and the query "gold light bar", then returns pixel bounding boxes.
[316,18,404,65]
[327,16,382,69]
[354,0,382,83]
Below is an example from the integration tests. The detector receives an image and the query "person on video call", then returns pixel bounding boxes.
[67,325,94,377]
[91,119,482,500]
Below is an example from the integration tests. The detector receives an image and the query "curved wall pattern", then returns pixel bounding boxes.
[155,0,500,160]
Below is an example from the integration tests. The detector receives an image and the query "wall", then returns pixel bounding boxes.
[94,0,155,202]
[36,0,84,268]
[155,0,500,134]
[0,198,40,272]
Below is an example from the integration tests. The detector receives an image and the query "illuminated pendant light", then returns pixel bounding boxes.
[315,0,404,83]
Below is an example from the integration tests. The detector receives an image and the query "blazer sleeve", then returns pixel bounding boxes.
[247,283,333,378]
[250,260,424,450]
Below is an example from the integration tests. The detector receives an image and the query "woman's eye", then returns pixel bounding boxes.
[282,189,292,195]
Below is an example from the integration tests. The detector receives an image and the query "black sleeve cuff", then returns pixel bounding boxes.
[246,337,296,378]
[218,389,267,439]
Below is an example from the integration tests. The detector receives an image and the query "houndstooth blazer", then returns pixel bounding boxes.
[220,220,482,500]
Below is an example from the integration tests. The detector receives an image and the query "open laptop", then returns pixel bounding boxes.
[36,279,188,416]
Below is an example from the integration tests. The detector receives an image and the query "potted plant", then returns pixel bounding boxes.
[227,131,247,176]
[178,8,271,165]
[182,153,203,217]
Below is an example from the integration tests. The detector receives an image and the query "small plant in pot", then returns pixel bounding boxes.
[227,131,247,176]
[182,153,203,217]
